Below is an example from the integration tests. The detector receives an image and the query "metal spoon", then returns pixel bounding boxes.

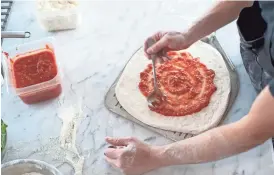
[146,38,165,108]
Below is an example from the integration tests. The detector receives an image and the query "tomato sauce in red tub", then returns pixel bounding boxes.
[10,46,62,104]
[139,51,217,116]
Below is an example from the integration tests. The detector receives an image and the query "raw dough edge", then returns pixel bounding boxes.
[115,41,231,134]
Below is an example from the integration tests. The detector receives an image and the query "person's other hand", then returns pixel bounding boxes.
[104,137,161,175]
[144,31,192,59]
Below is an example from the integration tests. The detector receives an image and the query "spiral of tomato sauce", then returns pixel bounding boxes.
[138,51,217,116]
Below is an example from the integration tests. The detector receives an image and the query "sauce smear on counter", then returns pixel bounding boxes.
[11,47,62,104]
[139,51,217,116]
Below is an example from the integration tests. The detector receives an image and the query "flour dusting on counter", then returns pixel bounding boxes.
[58,104,85,175]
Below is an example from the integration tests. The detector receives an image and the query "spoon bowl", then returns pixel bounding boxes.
[147,88,165,108]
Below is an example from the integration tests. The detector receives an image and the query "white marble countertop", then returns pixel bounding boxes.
[1,1,274,175]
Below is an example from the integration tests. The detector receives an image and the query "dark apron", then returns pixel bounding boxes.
[237,1,274,147]
[237,1,274,93]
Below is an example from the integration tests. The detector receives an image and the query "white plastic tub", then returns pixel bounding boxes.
[36,0,80,31]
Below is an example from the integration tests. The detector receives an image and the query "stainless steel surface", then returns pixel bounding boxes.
[1,159,63,175]
[104,35,239,141]
[1,31,31,38]
[146,38,165,108]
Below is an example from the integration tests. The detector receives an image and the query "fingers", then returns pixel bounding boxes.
[144,31,167,57]
[105,156,119,168]
[143,39,149,58]
[162,53,172,62]
[160,56,169,62]
[105,137,134,146]
[147,37,167,54]
[104,147,123,159]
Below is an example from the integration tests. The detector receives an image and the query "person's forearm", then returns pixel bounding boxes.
[151,116,265,166]
[184,1,253,45]
[150,84,274,167]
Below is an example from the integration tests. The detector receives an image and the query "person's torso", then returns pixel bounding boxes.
[259,1,274,74]
[237,1,274,76]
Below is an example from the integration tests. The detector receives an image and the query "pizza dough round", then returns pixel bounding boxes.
[115,41,231,134]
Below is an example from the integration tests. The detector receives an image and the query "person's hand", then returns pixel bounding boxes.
[104,137,161,175]
[144,31,192,60]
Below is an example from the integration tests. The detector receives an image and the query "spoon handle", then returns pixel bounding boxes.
[151,56,159,91]
[146,38,159,91]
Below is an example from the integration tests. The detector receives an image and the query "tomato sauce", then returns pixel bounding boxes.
[139,51,217,116]
[11,47,62,104]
